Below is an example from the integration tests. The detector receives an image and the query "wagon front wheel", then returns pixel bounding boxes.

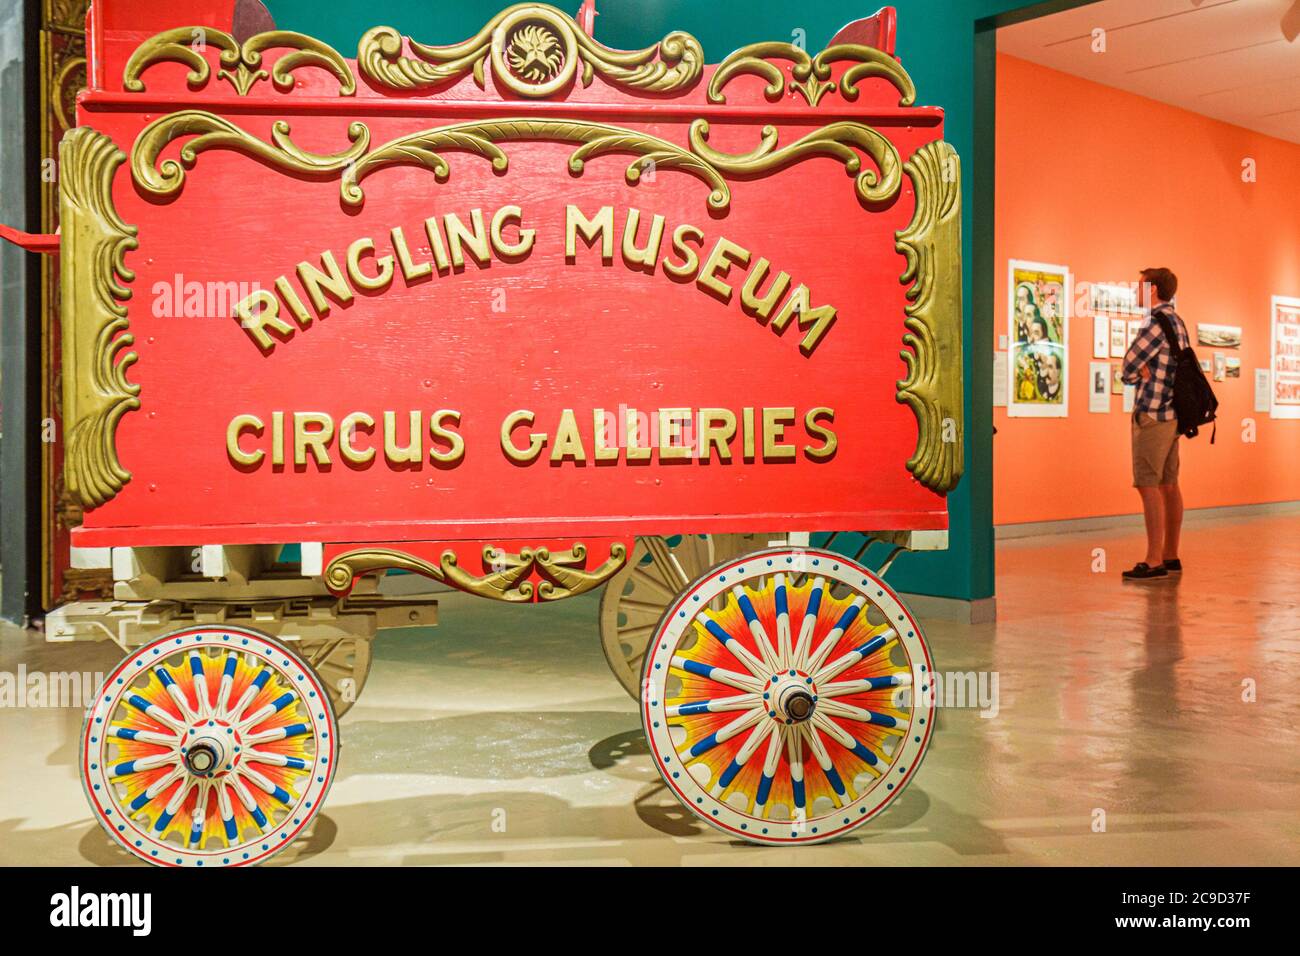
[81,625,338,866]
[641,547,935,845]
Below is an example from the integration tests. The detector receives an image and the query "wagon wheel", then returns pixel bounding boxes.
[642,547,936,845]
[600,534,763,698]
[295,634,372,718]
[81,625,338,866]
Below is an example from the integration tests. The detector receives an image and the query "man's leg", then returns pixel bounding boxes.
[1136,485,1165,567]
[1160,482,1183,561]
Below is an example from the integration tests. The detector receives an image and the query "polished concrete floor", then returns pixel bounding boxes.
[2,511,1297,866]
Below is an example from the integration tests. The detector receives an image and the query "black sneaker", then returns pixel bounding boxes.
[1122,562,1168,580]
[1163,558,1182,572]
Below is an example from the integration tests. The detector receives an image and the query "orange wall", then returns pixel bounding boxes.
[994,53,1300,526]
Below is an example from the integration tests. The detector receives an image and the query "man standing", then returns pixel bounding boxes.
[1121,267,1190,580]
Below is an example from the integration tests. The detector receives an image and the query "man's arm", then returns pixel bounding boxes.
[1122,320,1160,385]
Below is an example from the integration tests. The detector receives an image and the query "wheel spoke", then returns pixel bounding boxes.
[237,687,300,732]
[245,748,310,770]
[754,722,784,815]
[712,720,775,799]
[630,563,677,600]
[785,727,806,817]
[188,651,210,719]
[732,585,780,673]
[151,667,196,725]
[791,575,824,665]
[819,673,912,698]
[109,750,176,778]
[773,573,792,669]
[227,774,270,832]
[669,655,763,692]
[800,722,850,805]
[804,595,867,673]
[816,698,907,733]
[813,627,898,684]
[666,692,760,717]
[127,689,187,733]
[644,536,690,589]
[684,707,765,761]
[699,612,768,677]
[244,721,311,745]
[188,781,210,846]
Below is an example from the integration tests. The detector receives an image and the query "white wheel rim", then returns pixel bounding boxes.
[642,548,936,845]
[80,626,338,866]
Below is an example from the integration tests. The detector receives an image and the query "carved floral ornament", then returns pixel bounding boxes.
[323,543,629,602]
[120,3,919,107]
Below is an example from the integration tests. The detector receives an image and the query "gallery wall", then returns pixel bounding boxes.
[994,53,1300,526]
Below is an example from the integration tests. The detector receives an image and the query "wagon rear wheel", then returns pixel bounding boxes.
[295,634,371,718]
[599,534,762,698]
[81,625,338,866]
[641,547,935,845]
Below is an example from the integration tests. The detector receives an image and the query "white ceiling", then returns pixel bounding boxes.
[998,0,1300,144]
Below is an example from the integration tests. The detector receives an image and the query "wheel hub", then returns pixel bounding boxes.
[181,721,239,778]
[768,671,818,724]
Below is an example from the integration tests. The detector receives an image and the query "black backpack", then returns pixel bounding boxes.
[1154,310,1218,443]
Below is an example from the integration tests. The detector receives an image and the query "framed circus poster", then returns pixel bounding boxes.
[1008,260,1071,417]
[1271,296,1300,419]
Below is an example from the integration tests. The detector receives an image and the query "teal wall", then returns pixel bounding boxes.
[264,0,1086,602]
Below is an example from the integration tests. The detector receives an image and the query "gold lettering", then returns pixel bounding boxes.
[592,409,620,461]
[658,408,693,460]
[696,237,751,304]
[771,284,837,354]
[762,407,797,461]
[662,223,704,280]
[296,250,353,317]
[383,410,422,464]
[445,209,491,269]
[698,408,736,463]
[339,411,375,465]
[294,412,334,467]
[391,225,433,282]
[490,205,535,259]
[550,408,587,463]
[740,258,792,322]
[804,407,837,461]
[565,204,614,262]
[346,237,395,293]
[741,407,756,461]
[423,216,451,272]
[429,409,465,465]
[501,410,545,463]
[625,407,652,460]
[226,414,264,467]
[271,411,285,467]
[233,289,294,351]
[621,208,666,272]
[274,276,314,329]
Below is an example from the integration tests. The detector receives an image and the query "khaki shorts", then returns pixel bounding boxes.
[1131,413,1180,487]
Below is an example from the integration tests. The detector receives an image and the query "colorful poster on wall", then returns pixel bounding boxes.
[1271,296,1300,419]
[1111,364,1125,394]
[1008,260,1070,418]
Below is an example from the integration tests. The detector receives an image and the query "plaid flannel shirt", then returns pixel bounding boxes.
[1122,304,1190,421]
